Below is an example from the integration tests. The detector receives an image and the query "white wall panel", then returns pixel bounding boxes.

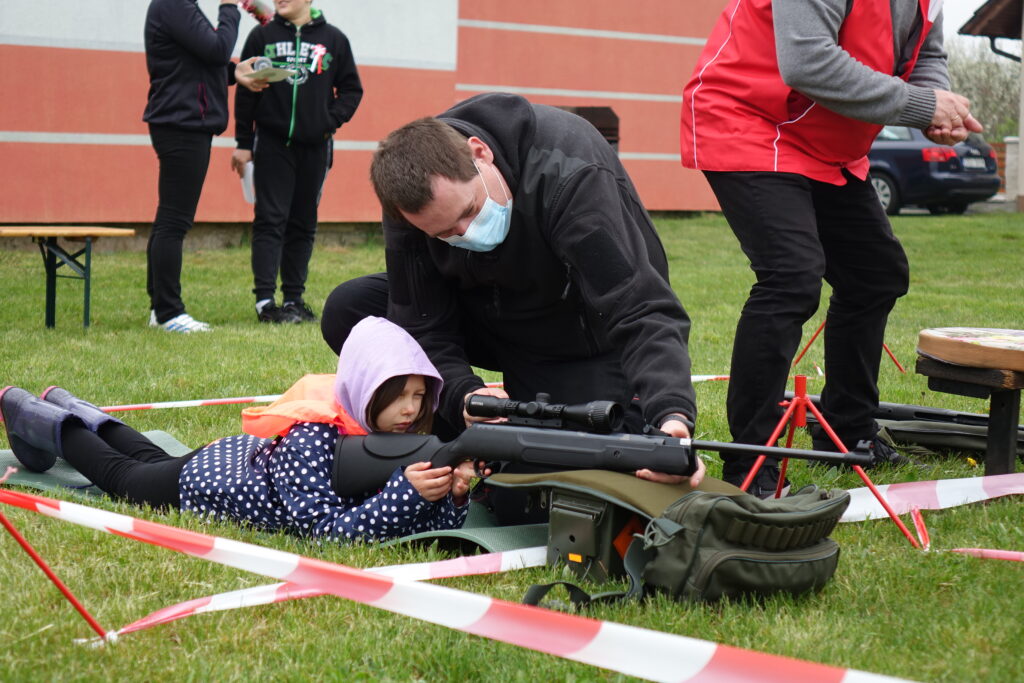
[0,0,457,69]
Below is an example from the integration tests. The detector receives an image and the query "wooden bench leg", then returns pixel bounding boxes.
[41,237,58,328]
[83,238,92,328]
[986,389,1021,476]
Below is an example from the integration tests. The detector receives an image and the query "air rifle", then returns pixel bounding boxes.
[330,395,875,498]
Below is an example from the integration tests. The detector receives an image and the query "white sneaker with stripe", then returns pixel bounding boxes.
[154,312,211,333]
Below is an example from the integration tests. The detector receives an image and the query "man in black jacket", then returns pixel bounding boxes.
[231,0,362,324]
[322,94,703,503]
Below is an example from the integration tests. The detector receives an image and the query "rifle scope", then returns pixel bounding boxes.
[465,393,624,434]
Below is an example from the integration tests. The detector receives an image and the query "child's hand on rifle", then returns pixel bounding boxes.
[451,461,488,506]
[404,462,458,502]
[405,461,490,504]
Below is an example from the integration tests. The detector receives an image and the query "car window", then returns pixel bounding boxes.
[877,126,913,141]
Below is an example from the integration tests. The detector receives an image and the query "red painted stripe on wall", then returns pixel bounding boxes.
[460,0,727,37]
[457,28,701,100]
[1,44,454,142]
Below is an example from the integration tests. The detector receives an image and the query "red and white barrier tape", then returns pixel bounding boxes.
[104,546,547,639]
[101,395,282,413]
[950,548,1024,562]
[840,472,1024,522]
[0,487,903,682]
[117,473,1024,638]
[93,375,731,414]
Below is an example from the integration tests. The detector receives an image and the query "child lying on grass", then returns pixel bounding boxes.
[1,317,477,542]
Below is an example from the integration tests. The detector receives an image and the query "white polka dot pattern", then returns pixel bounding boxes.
[178,423,468,542]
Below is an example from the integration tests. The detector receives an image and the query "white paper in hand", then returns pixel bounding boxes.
[241,161,255,204]
[251,67,296,83]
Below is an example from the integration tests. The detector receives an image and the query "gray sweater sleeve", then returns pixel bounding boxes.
[772,0,943,129]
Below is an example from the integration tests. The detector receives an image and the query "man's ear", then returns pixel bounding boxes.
[466,136,493,164]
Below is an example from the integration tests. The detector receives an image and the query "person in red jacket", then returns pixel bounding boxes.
[680,0,982,496]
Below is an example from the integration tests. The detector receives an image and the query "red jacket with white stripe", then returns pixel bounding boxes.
[681,0,936,184]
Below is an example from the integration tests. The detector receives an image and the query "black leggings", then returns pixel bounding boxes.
[147,123,213,323]
[60,423,199,508]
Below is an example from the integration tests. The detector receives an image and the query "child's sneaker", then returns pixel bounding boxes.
[282,300,318,323]
[257,302,301,324]
[158,313,212,333]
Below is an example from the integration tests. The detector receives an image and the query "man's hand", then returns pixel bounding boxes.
[235,56,270,93]
[403,461,454,502]
[462,386,509,428]
[634,416,705,487]
[926,90,983,145]
[230,149,252,178]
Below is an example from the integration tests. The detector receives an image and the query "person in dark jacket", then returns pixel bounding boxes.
[230,0,363,324]
[143,0,268,333]
[321,94,704,523]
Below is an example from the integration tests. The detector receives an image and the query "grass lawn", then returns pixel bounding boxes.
[0,212,1022,681]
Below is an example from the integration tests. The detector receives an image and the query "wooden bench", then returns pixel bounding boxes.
[0,226,135,328]
[916,327,1024,476]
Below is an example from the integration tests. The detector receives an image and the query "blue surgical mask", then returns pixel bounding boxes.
[442,163,512,252]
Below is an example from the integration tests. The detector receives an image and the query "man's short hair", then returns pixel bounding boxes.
[370,117,477,220]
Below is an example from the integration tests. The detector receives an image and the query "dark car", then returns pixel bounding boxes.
[868,125,1000,215]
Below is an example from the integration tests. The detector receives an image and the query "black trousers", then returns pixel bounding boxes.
[704,170,909,479]
[251,131,331,302]
[60,423,198,508]
[322,274,646,525]
[147,124,212,324]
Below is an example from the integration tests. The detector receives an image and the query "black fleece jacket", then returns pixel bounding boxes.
[143,0,240,134]
[234,10,362,148]
[383,93,697,431]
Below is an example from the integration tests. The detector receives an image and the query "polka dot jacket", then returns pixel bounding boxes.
[178,422,468,542]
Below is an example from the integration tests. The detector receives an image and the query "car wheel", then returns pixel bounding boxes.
[870,173,900,215]
[927,203,968,215]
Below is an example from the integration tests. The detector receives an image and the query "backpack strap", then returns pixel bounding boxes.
[521,537,655,609]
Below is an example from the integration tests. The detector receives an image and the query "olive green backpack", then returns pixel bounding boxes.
[487,471,850,605]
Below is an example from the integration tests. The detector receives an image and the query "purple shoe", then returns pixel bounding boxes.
[1,386,81,472]
[41,386,123,433]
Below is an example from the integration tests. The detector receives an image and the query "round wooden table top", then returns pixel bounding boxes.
[918,327,1024,372]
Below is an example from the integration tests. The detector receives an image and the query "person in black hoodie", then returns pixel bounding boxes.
[231,0,363,324]
[321,94,705,522]
[143,0,267,333]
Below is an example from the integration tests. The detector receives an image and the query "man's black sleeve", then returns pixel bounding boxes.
[383,218,485,428]
[545,165,697,426]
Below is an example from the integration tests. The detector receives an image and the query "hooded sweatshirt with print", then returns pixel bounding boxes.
[234,9,363,148]
[178,317,464,542]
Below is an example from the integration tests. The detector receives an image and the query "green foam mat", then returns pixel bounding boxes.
[0,430,192,494]
[2,431,547,552]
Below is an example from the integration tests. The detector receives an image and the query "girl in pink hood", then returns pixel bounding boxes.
[1,317,474,542]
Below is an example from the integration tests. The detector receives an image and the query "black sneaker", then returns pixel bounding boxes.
[257,302,301,324]
[812,427,915,469]
[865,435,915,468]
[282,300,318,323]
[724,464,791,499]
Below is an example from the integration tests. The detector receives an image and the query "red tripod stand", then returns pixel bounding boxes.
[739,375,921,549]
[793,319,906,373]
